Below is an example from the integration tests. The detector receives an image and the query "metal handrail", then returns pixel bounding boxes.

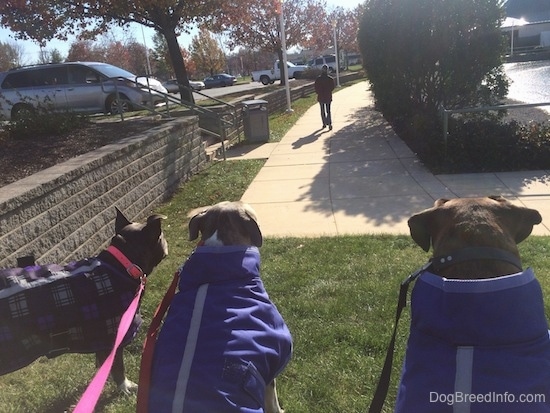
[104,77,239,159]
[160,87,239,159]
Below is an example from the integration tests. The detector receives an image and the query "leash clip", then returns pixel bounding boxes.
[401,260,433,287]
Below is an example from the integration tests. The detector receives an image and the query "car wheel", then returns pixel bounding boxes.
[260,75,270,85]
[11,103,35,121]
[106,94,131,115]
[294,71,303,79]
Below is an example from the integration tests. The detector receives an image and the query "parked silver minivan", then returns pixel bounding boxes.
[0,62,168,120]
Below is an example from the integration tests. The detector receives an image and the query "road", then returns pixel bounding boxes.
[193,81,270,101]
[504,60,550,114]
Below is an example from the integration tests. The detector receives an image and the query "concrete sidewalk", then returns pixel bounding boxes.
[226,80,550,237]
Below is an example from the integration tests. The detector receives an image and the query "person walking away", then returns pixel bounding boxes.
[314,64,335,130]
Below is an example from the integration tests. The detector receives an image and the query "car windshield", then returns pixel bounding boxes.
[87,63,137,79]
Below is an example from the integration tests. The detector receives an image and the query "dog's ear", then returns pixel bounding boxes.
[408,209,434,252]
[408,199,449,252]
[115,207,132,233]
[243,210,263,247]
[188,208,208,241]
[489,196,542,243]
[506,204,542,244]
[146,214,167,241]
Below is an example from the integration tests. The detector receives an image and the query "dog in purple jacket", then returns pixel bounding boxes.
[148,201,292,413]
[397,196,550,413]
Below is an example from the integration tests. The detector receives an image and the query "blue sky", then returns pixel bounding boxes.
[0,0,363,64]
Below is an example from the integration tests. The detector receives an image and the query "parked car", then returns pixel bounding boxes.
[203,74,237,89]
[251,60,308,85]
[307,55,344,72]
[0,62,168,120]
[163,78,205,93]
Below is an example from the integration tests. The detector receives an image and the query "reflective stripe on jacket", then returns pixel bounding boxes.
[149,246,292,413]
[396,268,550,413]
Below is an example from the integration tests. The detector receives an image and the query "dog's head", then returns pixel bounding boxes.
[408,196,542,278]
[188,201,262,247]
[111,208,168,275]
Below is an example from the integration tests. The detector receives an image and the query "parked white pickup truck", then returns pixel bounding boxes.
[251,60,308,85]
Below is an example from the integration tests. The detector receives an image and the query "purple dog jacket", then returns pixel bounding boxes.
[148,246,292,413]
[0,258,141,375]
[395,268,550,413]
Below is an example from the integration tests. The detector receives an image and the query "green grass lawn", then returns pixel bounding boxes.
[1,159,549,413]
[1,91,549,413]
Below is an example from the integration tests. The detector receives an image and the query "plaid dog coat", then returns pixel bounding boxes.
[0,258,142,375]
[148,246,292,413]
[395,268,550,413]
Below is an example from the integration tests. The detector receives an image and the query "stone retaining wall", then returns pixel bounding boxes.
[0,116,206,268]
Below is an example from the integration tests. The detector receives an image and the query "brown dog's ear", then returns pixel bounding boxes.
[489,196,542,243]
[244,210,263,247]
[408,210,434,252]
[115,207,132,233]
[188,208,208,241]
[510,206,542,244]
[408,199,449,252]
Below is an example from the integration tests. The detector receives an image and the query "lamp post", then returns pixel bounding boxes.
[279,1,293,112]
[510,23,515,56]
[141,25,152,75]
[332,19,340,87]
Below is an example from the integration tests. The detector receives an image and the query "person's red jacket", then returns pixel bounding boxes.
[315,73,335,103]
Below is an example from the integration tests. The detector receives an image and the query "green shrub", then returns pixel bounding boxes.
[4,109,90,139]
[358,0,507,120]
[0,92,90,139]
[396,116,550,173]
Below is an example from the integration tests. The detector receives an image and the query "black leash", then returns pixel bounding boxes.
[367,261,433,413]
[367,246,522,412]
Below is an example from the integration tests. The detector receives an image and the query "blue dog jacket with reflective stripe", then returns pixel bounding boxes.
[148,246,292,413]
[395,268,550,412]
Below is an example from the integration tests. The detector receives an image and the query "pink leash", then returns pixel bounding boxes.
[72,277,145,413]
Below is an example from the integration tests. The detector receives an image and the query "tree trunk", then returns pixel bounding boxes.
[164,29,194,103]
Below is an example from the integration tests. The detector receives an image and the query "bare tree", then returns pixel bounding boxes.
[0,42,26,70]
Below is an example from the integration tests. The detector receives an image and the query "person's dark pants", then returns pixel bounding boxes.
[319,102,332,127]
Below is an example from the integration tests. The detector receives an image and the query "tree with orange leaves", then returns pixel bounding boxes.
[0,0,223,102]
[302,5,361,66]
[208,0,326,85]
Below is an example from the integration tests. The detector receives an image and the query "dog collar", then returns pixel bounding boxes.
[106,245,144,280]
[432,247,522,272]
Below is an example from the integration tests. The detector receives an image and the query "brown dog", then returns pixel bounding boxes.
[408,195,542,279]
[395,196,550,413]
[145,201,292,413]
[188,201,264,247]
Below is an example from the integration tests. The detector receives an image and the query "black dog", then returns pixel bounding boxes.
[0,208,168,392]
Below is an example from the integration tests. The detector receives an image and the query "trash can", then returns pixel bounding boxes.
[242,99,269,143]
